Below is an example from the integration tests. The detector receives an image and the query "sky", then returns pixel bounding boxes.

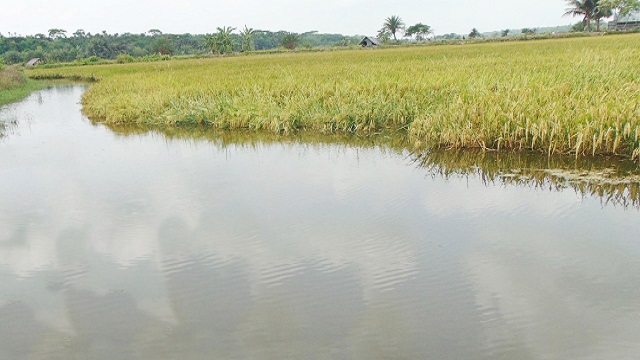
[1,0,573,37]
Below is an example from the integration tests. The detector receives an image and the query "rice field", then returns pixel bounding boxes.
[27,34,640,159]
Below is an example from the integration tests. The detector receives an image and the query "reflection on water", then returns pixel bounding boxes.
[0,113,17,138]
[417,150,640,208]
[1,85,640,359]
[109,123,640,208]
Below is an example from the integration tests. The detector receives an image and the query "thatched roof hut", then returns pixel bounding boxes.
[359,37,380,47]
[26,58,41,67]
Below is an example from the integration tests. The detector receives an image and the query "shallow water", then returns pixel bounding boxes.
[1,85,640,359]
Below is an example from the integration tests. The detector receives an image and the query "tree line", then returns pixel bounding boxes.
[0,28,361,65]
[564,0,640,31]
[376,16,434,42]
[376,16,501,42]
[3,1,639,65]
[378,0,639,44]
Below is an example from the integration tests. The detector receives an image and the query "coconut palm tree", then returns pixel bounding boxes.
[382,15,405,41]
[564,0,597,32]
[594,3,613,31]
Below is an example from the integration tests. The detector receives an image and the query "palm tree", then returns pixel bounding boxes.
[564,0,597,32]
[594,3,613,31]
[382,15,405,41]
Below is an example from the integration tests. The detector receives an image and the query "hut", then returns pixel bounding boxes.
[26,58,41,67]
[359,37,380,47]
[608,12,640,31]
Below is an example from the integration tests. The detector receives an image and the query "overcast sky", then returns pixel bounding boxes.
[2,0,573,37]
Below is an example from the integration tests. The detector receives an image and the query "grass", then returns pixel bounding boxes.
[26,34,640,159]
[0,67,46,107]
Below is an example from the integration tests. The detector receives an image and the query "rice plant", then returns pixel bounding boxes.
[27,34,640,159]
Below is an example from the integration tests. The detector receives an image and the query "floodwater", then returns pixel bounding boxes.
[1,85,640,359]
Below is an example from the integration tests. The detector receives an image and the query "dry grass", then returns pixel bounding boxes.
[0,67,25,90]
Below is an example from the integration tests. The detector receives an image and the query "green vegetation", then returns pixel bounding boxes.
[204,26,236,55]
[405,23,434,41]
[281,33,301,50]
[239,26,257,52]
[379,15,405,41]
[26,34,640,159]
[469,28,482,38]
[0,67,45,107]
[2,3,639,67]
[0,30,362,66]
[0,66,45,137]
[564,0,640,32]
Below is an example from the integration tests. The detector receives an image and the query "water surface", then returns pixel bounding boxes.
[1,85,640,359]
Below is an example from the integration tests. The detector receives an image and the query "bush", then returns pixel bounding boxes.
[130,47,148,58]
[71,56,112,66]
[2,50,24,65]
[0,57,4,71]
[139,54,171,62]
[116,54,135,64]
[86,56,102,63]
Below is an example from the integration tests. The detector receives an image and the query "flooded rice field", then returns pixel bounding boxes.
[1,85,639,359]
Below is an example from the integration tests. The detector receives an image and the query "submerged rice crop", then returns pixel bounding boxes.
[28,34,640,159]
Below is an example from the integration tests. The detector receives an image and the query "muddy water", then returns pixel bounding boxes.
[1,85,639,359]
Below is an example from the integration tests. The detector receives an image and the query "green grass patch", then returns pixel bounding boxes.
[0,67,47,107]
[26,34,640,159]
